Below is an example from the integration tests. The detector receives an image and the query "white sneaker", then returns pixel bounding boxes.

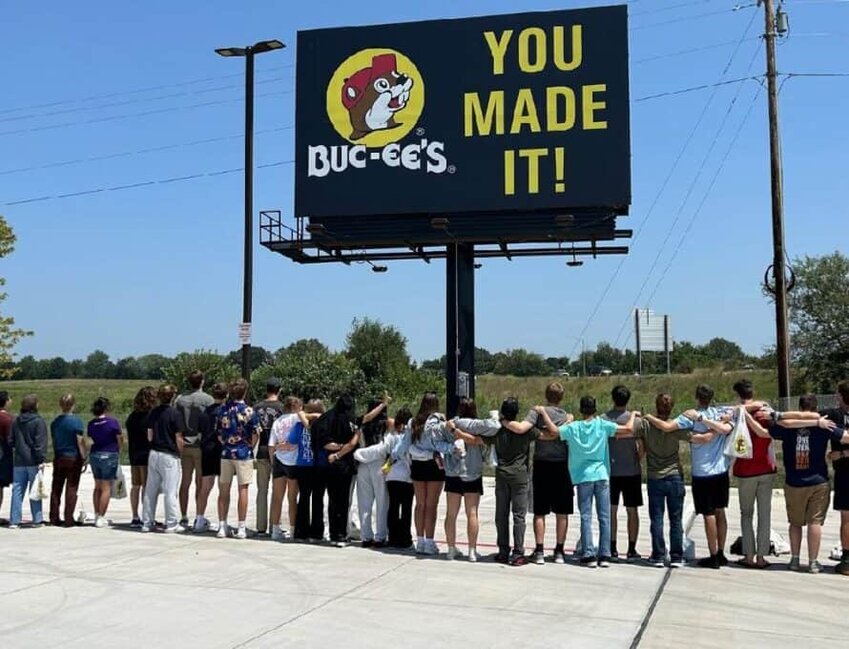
[271,528,285,542]
[415,539,426,554]
[235,526,247,540]
[164,524,186,534]
[140,524,152,533]
[193,517,209,533]
[446,546,463,561]
[468,549,481,563]
[423,540,439,556]
[217,523,230,539]
[830,547,842,561]
[94,516,108,529]
[8,524,20,530]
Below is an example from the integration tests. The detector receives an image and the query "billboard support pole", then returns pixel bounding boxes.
[446,243,475,417]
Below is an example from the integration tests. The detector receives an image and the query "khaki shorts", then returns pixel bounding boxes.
[181,445,203,477]
[219,459,255,487]
[131,465,148,488]
[784,483,830,526]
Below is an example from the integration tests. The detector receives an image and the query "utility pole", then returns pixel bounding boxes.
[761,0,791,398]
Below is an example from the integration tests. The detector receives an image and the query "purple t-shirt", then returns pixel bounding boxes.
[88,416,122,453]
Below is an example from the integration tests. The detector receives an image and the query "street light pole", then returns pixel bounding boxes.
[215,39,285,381]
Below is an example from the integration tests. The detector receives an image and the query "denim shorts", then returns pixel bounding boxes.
[89,452,119,480]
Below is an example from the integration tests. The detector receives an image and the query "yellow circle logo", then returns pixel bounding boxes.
[326,48,425,147]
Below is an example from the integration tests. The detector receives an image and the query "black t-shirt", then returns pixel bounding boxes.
[254,399,286,460]
[198,403,223,453]
[357,415,387,447]
[147,405,185,458]
[125,410,151,466]
[823,408,849,472]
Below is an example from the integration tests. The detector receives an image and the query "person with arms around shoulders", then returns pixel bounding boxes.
[143,384,186,533]
[538,396,636,568]
[291,399,327,542]
[267,395,304,541]
[194,382,228,533]
[392,392,455,555]
[379,407,414,550]
[355,394,393,548]
[253,377,286,537]
[821,380,849,576]
[0,390,13,524]
[173,370,214,528]
[643,384,734,569]
[126,386,156,528]
[313,394,360,547]
[751,395,846,573]
[603,385,645,561]
[49,394,86,527]
[216,378,260,539]
[9,394,48,528]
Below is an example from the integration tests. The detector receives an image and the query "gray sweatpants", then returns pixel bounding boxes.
[495,473,529,555]
[738,473,773,558]
[143,450,181,528]
[357,461,389,542]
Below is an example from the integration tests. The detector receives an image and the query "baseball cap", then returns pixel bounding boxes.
[341,53,397,110]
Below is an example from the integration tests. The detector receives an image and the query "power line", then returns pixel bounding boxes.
[0,64,293,115]
[567,6,759,360]
[0,88,292,138]
[631,0,722,17]
[2,160,294,207]
[631,7,740,30]
[0,125,294,177]
[633,75,760,102]
[633,38,759,64]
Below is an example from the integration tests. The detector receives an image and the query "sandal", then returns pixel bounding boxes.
[735,558,757,568]
[755,560,771,569]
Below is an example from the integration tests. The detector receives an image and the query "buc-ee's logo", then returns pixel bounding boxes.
[307,48,449,178]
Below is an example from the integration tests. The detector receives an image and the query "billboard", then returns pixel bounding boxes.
[634,309,671,353]
[295,5,630,219]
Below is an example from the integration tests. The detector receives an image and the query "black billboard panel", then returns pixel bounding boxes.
[295,5,630,219]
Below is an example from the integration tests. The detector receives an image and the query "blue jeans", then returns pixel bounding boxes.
[647,474,685,561]
[577,480,611,559]
[89,452,119,481]
[11,466,43,525]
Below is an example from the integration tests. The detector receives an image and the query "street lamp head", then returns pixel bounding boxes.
[253,39,286,53]
[215,46,248,57]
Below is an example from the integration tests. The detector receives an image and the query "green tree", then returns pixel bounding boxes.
[701,337,746,369]
[82,350,115,379]
[226,346,272,372]
[787,252,849,391]
[161,350,239,392]
[345,318,411,393]
[492,348,550,377]
[136,354,169,380]
[0,216,33,378]
[114,356,142,380]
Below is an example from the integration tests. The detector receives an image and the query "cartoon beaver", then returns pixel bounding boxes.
[341,53,414,141]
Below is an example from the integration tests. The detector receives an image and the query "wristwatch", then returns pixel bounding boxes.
[697,414,704,422]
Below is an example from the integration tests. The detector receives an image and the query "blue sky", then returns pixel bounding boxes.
[2,0,847,363]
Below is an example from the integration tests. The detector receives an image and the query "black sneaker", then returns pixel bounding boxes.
[553,549,566,565]
[836,560,849,576]
[610,549,620,562]
[626,550,642,562]
[697,555,720,569]
[494,552,510,564]
[580,556,598,567]
[510,554,528,567]
[717,551,729,567]
[361,540,374,549]
[530,549,545,565]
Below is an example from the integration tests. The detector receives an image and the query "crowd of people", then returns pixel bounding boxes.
[1,373,848,577]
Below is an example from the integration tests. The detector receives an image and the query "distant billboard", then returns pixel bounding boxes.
[295,5,631,219]
[635,309,671,353]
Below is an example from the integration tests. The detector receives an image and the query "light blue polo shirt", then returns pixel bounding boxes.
[676,406,731,478]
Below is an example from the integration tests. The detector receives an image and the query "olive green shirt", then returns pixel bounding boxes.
[635,417,692,480]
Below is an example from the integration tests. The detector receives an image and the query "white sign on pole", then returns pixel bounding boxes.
[238,322,252,345]
[635,309,670,352]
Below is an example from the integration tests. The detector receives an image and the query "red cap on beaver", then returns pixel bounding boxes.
[341,53,398,110]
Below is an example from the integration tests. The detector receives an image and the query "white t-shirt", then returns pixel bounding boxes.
[268,413,299,466]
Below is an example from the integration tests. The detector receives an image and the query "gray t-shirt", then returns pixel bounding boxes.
[604,408,642,478]
[174,389,214,447]
[524,406,570,463]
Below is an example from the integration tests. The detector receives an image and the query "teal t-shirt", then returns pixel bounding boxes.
[558,417,618,484]
[50,413,84,460]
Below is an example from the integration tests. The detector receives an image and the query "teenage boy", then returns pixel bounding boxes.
[49,394,86,526]
[194,382,227,533]
[752,396,847,573]
[143,384,186,533]
[174,370,213,527]
[216,378,260,540]
[538,396,635,568]
[604,385,644,561]
[502,382,574,565]
[253,378,286,536]
[823,379,849,576]
[644,384,733,569]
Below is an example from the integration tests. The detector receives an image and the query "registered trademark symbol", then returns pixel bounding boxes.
[415,127,425,136]
[447,165,456,174]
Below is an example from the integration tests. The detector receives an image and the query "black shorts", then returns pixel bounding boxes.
[273,457,295,480]
[201,449,221,477]
[692,472,730,516]
[834,468,849,511]
[410,459,444,482]
[445,475,484,495]
[610,474,644,508]
[532,461,574,516]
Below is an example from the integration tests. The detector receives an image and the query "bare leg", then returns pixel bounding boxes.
[704,514,718,555]
[286,478,299,532]
[196,476,215,517]
[424,481,443,539]
[270,477,286,528]
[555,514,568,546]
[716,508,728,553]
[237,484,249,523]
[788,524,803,557]
[130,485,141,520]
[97,481,111,516]
[841,511,849,550]
[465,493,480,549]
[807,524,822,562]
[444,493,461,547]
[179,467,192,519]
[627,507,639,545]
[534,515,546,546]
[217,482,230,523]
[413,481,426,538]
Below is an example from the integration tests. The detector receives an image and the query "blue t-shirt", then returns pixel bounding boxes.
[676,406,730,478]
[769,424,843,487]
[558,417,618,484]
[286,421,327,467]
[51,414,84,459]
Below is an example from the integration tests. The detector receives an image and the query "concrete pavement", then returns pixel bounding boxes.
[0,469,845,648]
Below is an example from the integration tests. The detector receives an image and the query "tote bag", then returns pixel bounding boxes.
[723,406,753,460]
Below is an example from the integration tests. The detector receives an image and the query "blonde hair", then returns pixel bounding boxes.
[59,393,76,413]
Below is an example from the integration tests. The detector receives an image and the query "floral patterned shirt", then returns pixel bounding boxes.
[216,400,260,461]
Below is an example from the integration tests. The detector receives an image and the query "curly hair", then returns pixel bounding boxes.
[133,386,157,413]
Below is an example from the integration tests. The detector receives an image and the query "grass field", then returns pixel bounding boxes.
[1,372,786,484]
